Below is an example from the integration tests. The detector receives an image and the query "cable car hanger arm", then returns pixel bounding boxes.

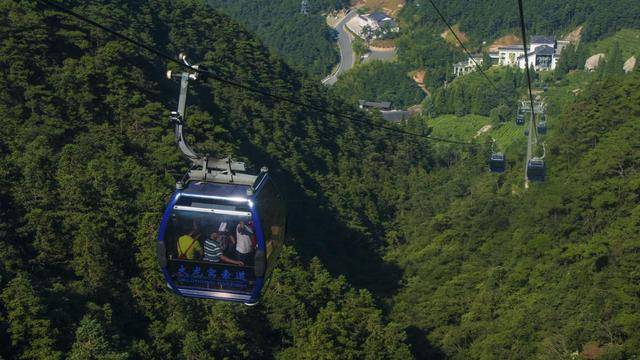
[167,54,258,187]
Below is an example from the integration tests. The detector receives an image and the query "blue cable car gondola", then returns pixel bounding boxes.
[537,121,547,134]
[524,128,529,137]
[516,114,525,125]
[489,152,506,173]
[527,157,546,181]
[158,55,286,305]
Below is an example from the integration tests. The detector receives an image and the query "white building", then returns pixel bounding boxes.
[496,36,568,71]
[516,44,557,71]
[453,55,484,77]
[498,45,526,66]
[346,11,399,40]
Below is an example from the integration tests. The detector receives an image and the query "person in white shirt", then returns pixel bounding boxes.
[235,220,254,264]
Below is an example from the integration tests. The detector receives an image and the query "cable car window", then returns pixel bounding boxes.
[257,180,285,275]
[165,202,257,294]
[175,196,250,212]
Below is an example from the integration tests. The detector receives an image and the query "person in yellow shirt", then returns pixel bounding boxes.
[177,222,203,260]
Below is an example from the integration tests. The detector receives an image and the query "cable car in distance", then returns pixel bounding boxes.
[516,114,525,125]
[157,55,286,305]
[489,152,506,173]
[537,121,547,134]
[524,128,529,137]
[527,157,546,181]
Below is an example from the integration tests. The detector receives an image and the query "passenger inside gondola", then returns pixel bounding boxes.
[235,221,255,265]
[204,231,244,266]
[167,207,254,268]
[215,222,236,258]
[177,221,202,260]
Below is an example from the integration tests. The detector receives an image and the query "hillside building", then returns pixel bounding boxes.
[494,36,570,71]
[498,45,526,66]
[358,100,409,122]
[347,11,399,40]
[359,100,391,110]
[453,55,484,77]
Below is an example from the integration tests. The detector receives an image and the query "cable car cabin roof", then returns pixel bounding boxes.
[490,153,505,161]
[528,158,545,167]
[181,181,253,200]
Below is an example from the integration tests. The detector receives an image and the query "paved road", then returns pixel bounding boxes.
[322,11,358,86]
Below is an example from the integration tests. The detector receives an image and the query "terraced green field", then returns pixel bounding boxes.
[427,114,490,141]
[427,114,526,150]
[588,29,640,59]
[490,121,525,151]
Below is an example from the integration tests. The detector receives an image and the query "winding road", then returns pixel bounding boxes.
[322,11,358,86]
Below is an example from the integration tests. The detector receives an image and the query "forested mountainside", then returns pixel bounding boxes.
[0,0,425,358]
[206,0,348,77]
[2,0,640,359]
[389,72,640,358]
[401,0,640,44]
[395,0,640,94]
[332,61,425,108]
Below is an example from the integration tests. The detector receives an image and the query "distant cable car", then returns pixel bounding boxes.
[489,152,506,173]
[157,55,286,305]
[524,128,529,136]
[516,114,525,125]
[527,157,546,181]
[543,84,549,92]
[537,121,547,134]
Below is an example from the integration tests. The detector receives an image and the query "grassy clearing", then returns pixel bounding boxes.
[490,121,524,151]
[588,29,640,59]
[427,114,526,151]
[427,114,489,141]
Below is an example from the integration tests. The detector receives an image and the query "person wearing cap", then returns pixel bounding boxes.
[204,231,244,266]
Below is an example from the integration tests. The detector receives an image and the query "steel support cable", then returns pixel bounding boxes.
[516,0,538,133]
[426,0,510,103]
[36,0,475,146]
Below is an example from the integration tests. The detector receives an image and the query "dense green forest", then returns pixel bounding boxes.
[389,71,640,358]
[381,0,640,98]
[206,0,348,77]
[424,66,528,118]
[0,0,425,358]
[332,61,425,108]
[2,0,640,359]
[401,0,640,45]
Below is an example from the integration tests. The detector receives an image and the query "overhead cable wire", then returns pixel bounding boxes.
[425,0,503,97]
[36,0,475,146]
[516,0,537,130]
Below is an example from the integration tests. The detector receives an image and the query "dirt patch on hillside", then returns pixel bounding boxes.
[352,0,405,17]
[440,24,469,47]
[488,34,521,52]
[563,26,583,44]
[474,124,492,138]
[411,69,430,96]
